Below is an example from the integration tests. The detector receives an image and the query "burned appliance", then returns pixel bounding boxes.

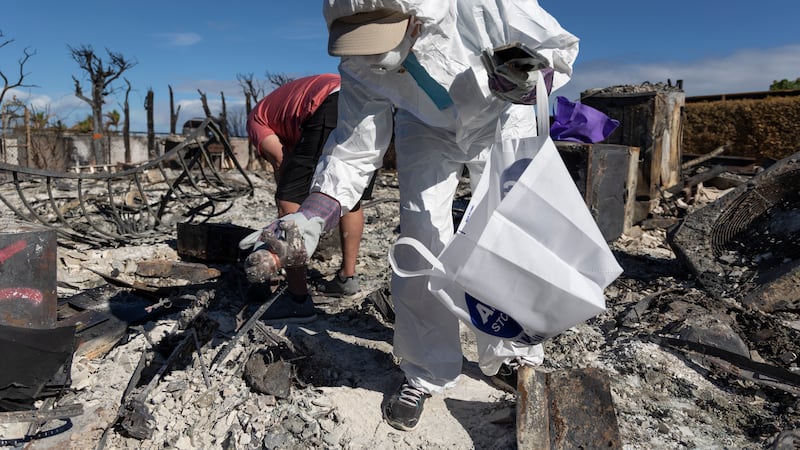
[670,151,800,308]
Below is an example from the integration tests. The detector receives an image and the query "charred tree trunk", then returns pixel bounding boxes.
[145,89,156,159]
[91,85,105,166]
[169,85,180,134]
[123,79,131,164]
[68,45,136,167]
[245,92,259,170]
[219,91,229,138]
[198,89,212,119]
[24,107,32,168]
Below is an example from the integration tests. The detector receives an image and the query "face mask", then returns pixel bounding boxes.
[364,41,412,75]
[353,19,417,75]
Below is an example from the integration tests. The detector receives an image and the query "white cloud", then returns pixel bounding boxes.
[155,32,202,47]
[175,98,208,122]
[554,44,800,102]
[7,88,92,125]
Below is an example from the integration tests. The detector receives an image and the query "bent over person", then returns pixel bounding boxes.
[245,74,364,323]
[241,0,579,430]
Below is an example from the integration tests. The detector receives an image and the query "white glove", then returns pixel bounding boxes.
[239,213,325,261]
[239,193,340,283]
[239,213,325,283]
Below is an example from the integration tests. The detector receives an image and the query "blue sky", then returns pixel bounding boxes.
[4,0,799,135]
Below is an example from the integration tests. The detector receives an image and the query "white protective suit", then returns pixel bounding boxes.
[313,0,579,393]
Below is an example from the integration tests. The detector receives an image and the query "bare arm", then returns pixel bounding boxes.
[258,134,286,181]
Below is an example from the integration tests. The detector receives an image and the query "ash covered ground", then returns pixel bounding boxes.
[2,167,799,450]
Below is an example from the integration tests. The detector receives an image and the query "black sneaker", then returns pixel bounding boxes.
[316,273,360,297]
[491,360,520,393]
[261,292,317,324]
[383,380,429,431]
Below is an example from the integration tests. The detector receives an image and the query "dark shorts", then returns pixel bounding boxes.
[276,92,340,204]
[276,92,376,206]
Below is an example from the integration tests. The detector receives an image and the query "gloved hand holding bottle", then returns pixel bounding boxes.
[239,192,341,283]
[481,42,555,105]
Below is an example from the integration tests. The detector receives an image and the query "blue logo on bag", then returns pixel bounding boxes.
[464,292,544,345]
[500,158,532,199]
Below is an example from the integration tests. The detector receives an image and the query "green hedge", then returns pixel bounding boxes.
[683,96,800,160]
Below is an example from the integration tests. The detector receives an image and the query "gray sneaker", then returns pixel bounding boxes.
[316,273,360,297]
[384,379,429,431]
[261,292,317,324]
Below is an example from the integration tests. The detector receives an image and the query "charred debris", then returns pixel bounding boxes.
[0,86,799,448]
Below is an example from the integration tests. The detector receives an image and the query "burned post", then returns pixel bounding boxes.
[145,89,155,159]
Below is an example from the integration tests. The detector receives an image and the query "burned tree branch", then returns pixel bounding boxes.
[265,71,295,88]
[236,73,266,105]
[197,89,212,118]
[0,30,37,107]
[682,143,729,170]
[68,44,137,165]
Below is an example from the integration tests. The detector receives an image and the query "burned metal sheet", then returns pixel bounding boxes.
[556,142,639,242]
[670,151,800,304]
[0,119,254,247]
[0,323,76,410]
[176,222,255,263]
[0,221,57,328]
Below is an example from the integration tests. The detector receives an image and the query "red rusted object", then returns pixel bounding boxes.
[0,219,57,328]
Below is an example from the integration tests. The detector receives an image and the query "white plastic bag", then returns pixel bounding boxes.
[390,75,622,345]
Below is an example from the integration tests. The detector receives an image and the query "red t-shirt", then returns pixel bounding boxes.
[247,74,341,157]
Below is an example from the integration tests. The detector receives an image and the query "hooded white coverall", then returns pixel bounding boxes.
[313,0,579,393]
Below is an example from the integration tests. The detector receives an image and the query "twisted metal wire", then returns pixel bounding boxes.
[0,119,254,247]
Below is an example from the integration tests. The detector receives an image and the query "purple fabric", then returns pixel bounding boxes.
[299,192,341,233]
[550,96,620,143]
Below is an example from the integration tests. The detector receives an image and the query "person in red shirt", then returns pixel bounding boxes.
[247,74,364,322]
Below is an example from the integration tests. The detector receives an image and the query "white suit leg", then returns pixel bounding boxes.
[475,334,544,377]
[391,106,548,389]
[391,115,466,394]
